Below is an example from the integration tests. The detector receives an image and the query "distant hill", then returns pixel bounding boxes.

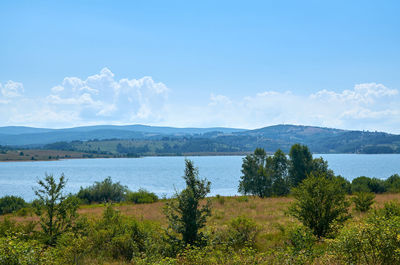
[0,125,245,146]
[0,124,399,154]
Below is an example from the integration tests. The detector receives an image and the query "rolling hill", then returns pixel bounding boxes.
[0,124,399,154]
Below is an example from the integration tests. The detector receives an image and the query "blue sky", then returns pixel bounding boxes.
[1,0,400,132]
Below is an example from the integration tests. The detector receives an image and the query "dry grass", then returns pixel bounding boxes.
[4,193,400,235]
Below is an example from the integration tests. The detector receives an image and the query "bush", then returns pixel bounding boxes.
[289,173,351,238]
[0,235,49,265]
[385,174,400,192]
[351,176,386,194]
[88,204,162,261]
[126,189,159,204]
[352,192,375,212]
[225,216,259,249]
[282,224,318,264]
[77,177,128,203]
[331,202,400,264]
[0,196,27,215]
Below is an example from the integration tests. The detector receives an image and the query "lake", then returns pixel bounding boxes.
[1,154,400,201]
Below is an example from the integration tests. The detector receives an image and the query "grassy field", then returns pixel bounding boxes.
[0,149,113,161]
[5,193,400,251]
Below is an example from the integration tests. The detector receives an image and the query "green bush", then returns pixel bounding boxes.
[225,216,259,249]
[385,174,400,192]
[351,176,386,194]
[352,192,375,212]
[331,203,400,264]
[88,204,163,261]
[126,189,159,204]
[0,234,48,265]
[0,195,27,215]
[77,177,128,203]
[289,173,351,238]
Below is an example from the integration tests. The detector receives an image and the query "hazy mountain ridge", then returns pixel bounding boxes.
[0,124,399,154]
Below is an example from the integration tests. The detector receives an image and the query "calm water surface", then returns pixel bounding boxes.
[0,154,399,201]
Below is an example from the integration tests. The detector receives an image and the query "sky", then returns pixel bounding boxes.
[1,0,400,132]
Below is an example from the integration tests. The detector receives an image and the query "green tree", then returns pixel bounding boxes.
[0,196,26,215]
[164,159,211,246]
[34,174,79,245]
[289,173,350,238]
[239,148,290,197]
[269,149,290,196]
[288,144,313,187]
[77,176,128,203]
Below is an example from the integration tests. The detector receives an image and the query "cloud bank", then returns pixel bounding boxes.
[0,68,399,133]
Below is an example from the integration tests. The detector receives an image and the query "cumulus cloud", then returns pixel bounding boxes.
[166,83,400,133]
[0,70,399,133]
[0,68,169,127]
[0,81,24,98]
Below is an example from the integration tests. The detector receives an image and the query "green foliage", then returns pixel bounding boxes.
[331,202,400,264]
[0,235,46,265]
[239,148,290,197]
[352,192,375,212]
[126,189,159,204]
[238,148,270,197]
[285,225,316,254]
[77,176,128,203]
[288,144,313,187]
[225,216,259,249]
[351,176,386,193]
[88,204,163,261]
[385,174,400,192]
[289,173,351,238]
[164,159,211,247]
[0,195,27,215]
[269,149,290,196]
[34,174,79,246]
[334,175,352,194]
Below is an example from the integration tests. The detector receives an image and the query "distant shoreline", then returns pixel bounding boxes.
[1,150,399,162]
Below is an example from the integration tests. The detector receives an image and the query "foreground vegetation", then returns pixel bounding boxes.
[1,144,400,264]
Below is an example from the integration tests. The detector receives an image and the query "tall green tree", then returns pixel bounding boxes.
[164,159,211,246]
[238,148,272,197]
[289,173,351,238]
[239,148,290,197]
[269,149,290,196]
[34,174,79,245]
[288,144,314,187]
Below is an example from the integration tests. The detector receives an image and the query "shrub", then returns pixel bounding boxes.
[77,177,128,203]
[225,216,259,249]
[126,189,159,204]
[331,203,400,264]
[352,192,375,212]
[385,174,400,192]
[0,195,27,215]
[289,173,351,238]
[351,176,386,194]
[88,204,163,261]
[0,235,44,265]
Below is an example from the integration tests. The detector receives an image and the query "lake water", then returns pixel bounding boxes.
[1,154,400,201]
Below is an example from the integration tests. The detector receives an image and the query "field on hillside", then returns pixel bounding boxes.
[0,149,112,161]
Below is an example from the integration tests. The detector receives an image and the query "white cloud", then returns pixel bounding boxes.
[0,71,400,133]
[166,83,400,133]
[0,81,24,98]
[0,68,169,127]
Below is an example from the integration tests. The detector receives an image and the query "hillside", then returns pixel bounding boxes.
[0,124,399,154]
